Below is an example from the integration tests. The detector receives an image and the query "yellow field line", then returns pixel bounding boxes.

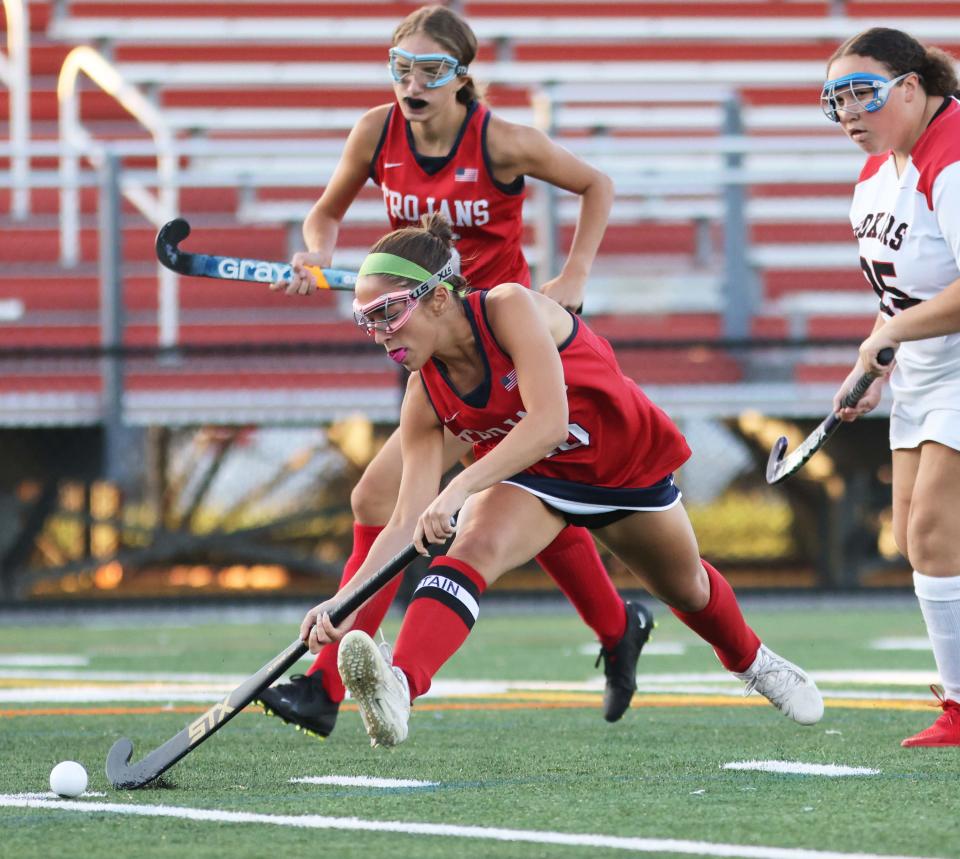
[0,694,937,718]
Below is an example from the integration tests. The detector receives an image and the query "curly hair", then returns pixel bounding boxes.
[829,27,959,97]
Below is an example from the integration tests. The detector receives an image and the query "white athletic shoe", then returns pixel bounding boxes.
[735,644,824,726]
[337,630,411,747]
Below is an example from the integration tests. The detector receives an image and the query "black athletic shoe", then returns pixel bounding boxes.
[595,601,654,723]
[256,673,340,738]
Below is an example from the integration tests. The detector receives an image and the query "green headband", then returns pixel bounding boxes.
[358,251,457,298]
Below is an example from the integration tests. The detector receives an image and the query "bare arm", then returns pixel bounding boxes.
[415,285,571,541]
[862,275,960,364]
[833,311,888,421]
[276,105,390,295]
[486,118,613,311]
[300,374,445,648]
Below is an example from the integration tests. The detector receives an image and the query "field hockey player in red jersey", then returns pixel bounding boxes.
[825,28,960,747]
[258,6,645,740]
[298,214,824,748]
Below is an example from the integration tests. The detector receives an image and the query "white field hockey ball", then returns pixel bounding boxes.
[50,760,88,797]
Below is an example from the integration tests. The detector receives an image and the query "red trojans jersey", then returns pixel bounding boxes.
[418,291,691,489]
[370,101,530,289]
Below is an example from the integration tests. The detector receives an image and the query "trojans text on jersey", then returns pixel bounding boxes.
[382,182,490,228]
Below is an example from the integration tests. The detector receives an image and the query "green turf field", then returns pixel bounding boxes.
[1,599,957,858]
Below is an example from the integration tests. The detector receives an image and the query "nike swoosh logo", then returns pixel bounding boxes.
[443,411,460,423]
[384,162,404,168]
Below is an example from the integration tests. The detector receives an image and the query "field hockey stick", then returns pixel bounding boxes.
[765,347,894,485]
[105,542,420,790]
[155,218,358,290]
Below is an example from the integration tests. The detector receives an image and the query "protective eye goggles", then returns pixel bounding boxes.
[820,71,915,123]
[353,249,461,335]
[388,47,468,89]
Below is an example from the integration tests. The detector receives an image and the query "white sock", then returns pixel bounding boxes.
[913,570,960,703]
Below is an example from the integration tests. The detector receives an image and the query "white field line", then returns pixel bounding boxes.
[0,669,254,683]
[870,638,932,651]
[639,671,942,687]
[0,655,90,667]
[13,792,107,799]
[290,776,438,788]
[723,762,880,777]
[0,688,234,703]
[658,686,938,701]
[0,685,937,705]
[0,795,935,859]
[0,668,941,687]
[0,670,942,705]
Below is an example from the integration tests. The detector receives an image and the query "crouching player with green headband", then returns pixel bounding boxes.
[298,213,824,749]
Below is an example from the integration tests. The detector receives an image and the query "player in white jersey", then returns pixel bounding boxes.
[824,27,960,746]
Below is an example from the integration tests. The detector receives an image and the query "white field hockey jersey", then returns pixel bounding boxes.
[850,97,960,409]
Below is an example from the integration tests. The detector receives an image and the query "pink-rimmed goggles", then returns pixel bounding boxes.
[353,249,461,335]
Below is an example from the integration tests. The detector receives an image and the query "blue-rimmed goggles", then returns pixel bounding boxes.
[820,71,915,122]
[388,47,468,89]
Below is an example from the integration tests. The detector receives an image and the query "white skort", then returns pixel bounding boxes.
[889,333,960,452]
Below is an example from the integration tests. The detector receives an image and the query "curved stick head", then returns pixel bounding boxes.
[105,737,136,789]
[156,218,192,272]
[765,435,788,484]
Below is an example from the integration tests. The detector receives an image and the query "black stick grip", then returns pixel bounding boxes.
[325,543,420,626]
[838,347,894,410]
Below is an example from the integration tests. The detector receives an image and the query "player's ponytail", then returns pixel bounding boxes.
[829,27,959,97]
[392,5,483,105]
[420,211,457,248]
[918,46,960,99]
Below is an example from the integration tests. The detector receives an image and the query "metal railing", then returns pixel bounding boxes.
[1,0,29,219]
[57,46,180,346]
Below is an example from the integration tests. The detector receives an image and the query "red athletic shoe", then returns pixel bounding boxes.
[901,685,960,748]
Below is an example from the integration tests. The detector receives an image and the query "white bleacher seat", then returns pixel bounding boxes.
[49,15,960,44]
[237,193,852,228]
[151,102,855,137]
[749,243,858,269]
[0,300,25,322]
[116,59,829,87]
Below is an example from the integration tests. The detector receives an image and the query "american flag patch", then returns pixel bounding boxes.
[501,369,518,391]
[455,167,478,182]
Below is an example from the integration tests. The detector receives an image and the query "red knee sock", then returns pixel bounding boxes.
[536,525,626,649]
[392,556,487,700]
[670,560,760,673]
[307,522,402,702]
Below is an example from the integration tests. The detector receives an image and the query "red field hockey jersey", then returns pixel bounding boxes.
[370,101,530,289]
[419,291,691,489]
